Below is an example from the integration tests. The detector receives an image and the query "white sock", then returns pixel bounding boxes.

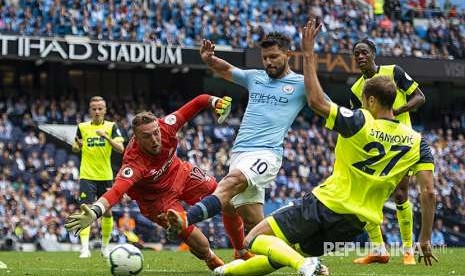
[81,240,89,251]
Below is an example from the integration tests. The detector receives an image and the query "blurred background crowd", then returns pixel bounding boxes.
[0,92,464,250]
[0,0,464,252]
[0,0,464,59]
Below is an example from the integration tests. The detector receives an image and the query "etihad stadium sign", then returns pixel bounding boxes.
[0,34,184,65]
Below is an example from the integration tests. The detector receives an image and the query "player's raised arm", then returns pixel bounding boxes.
[171,94,232,129]
[301,19,330,118]
[200,39,237,82]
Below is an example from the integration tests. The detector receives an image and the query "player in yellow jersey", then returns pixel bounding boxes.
[213,20,437,276]
[72,96,125,258]
[350,38,426,265]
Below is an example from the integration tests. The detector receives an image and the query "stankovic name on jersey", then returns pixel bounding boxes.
[369,129,415,145]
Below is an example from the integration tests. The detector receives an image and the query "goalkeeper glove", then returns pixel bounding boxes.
[212,96,232,124]
[65,204,98,236]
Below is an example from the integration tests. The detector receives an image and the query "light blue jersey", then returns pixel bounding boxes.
[231,68,307,156]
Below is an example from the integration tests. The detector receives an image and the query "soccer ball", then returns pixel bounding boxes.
[108,244,144,276]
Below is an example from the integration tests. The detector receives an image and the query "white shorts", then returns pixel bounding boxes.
[228,150,282,207]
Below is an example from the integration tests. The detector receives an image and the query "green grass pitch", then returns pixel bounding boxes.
[0,248,463,275]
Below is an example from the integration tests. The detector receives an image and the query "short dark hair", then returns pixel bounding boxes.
[353,38,377,54]
[363,76,396,108]
[259,32,291,51]
[132,111,157,130]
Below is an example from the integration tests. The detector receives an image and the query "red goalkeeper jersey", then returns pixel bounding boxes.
[101,94,211,207]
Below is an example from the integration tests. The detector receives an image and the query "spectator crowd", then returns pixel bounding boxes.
[0,0,464,59]
[0,92,464,251]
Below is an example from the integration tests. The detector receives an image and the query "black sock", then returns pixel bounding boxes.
[187,195,222,225]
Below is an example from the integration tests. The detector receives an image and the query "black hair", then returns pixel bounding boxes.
[353,38,377,54]
[259,32,291,51]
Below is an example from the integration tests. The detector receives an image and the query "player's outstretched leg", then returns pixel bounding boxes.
[213,256,273,276]
[180,225,224,270]
[353,223,389,264]
[214,216,330,276]
[222,202,255,261]
[166,194,222,236]
[167,170,248,237]
[218,234,320,275]
[101,212,113,258]
[79,226,91,258]
[394,175,415,265]
[213,256,329,276]
[250,234,331,276]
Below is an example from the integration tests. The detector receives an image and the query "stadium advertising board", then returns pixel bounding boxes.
[0,34,183,65]
[0,34,243,68]
[245,48,465,81]
[1,34,463,81]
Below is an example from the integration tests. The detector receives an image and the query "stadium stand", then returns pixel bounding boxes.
[0,93,464,251]
[0,0,464,58]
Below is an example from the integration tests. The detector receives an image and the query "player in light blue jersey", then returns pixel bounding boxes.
[166,33,308,260]
[230,68,306,156]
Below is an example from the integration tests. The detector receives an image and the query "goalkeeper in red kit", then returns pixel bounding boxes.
[65,94,232,270]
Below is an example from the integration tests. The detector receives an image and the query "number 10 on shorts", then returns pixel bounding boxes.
[250,159,268,175]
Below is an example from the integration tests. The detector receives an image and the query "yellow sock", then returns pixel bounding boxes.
[224,255,276,276]
[101,216,114,247]
[396,199,413,248]
[250,235,305,270]
[79,226,90,250]
[365,222,384,247]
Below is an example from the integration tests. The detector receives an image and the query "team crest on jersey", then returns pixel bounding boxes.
[122,167,133,178]
[282,84,295,94]
[164,114,177,125]
[340,107,354,117]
